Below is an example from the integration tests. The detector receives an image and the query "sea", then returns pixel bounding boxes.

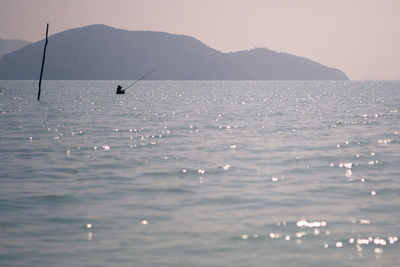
[0,80,399,266]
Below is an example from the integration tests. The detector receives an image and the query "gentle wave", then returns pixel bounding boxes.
[1,80,400,266]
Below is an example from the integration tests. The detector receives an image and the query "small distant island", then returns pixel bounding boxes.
[0,38,30,59]
[0,24,348,80]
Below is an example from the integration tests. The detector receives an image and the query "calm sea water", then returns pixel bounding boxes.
[0,80,399,266]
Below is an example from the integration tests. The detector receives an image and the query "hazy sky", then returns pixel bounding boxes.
[1,0,399,80]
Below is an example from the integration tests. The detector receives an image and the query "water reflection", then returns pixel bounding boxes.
[1,80,400,266]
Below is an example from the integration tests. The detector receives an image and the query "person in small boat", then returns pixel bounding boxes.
[116,85,125,94]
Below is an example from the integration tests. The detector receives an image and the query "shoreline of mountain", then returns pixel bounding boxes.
[0,24,348,80]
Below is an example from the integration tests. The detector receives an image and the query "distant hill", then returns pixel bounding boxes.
[0,24,348,80]
[0,38,30,58]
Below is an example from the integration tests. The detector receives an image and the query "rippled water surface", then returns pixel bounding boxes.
[1,80,400,266]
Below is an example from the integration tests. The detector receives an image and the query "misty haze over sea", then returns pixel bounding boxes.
[1,80,399,266]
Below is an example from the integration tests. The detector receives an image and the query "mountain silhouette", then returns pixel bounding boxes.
[0,24,348,80]
[0,38,30,59]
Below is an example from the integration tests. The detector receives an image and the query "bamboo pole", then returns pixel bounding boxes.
[37,23,49,101]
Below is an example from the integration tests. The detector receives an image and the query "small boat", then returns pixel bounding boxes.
[116,85,125,94]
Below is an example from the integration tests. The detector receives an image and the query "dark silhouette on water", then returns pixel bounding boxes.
[115,68,156,95]
[116,85,125,94]
[38,23,49,101]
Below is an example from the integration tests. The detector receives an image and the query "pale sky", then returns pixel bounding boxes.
[1,0,399,80]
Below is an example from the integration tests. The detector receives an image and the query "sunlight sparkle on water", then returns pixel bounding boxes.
[222,165,230,170]
[241,234,248,240]
[296,219,327,228]
[378,139,393,144]
[339,163,353,169]
[2,80,400,266]
[269,233,281,239]
[336,242,343,248]
[374,238,387,246]
[295,232,306,238]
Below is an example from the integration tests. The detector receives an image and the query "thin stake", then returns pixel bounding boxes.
[38,23,49,101]
[124,68,156,91]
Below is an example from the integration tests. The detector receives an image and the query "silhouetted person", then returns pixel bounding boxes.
[116,85,125,94]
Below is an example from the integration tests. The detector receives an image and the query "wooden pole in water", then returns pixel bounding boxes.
[37,23,49,101]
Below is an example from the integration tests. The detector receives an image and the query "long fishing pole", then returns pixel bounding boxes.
[124,68,156,91]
